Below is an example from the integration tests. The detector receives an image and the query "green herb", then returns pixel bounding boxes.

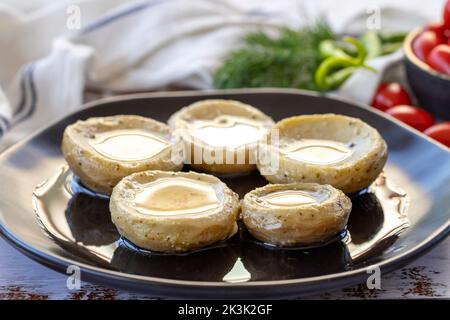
[213,22,406,92]
[213,21,335,91]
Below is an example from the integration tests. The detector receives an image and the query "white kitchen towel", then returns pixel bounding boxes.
[0,0,444,148]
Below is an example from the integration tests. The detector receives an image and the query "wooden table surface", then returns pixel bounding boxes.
[0,235,449,300]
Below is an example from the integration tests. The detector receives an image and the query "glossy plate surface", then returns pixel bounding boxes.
[0,89,449,298]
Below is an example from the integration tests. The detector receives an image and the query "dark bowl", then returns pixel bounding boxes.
[404,28,450,120]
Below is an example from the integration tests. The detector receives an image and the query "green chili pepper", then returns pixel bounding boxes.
[361,30,406,59]
[343,36,368,64]
[379,31,407,44]
[315,37,376,91]
[315,56,356,90]
[361,31,383,60]
[381,42,403,55]
[325,66,359,89]
[319,40,351,59]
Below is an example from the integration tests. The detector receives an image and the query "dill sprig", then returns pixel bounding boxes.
[213,21,335,91]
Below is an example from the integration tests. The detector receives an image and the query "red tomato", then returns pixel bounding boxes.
[413,31,444,61]
[426,44,450,75]
[444,0,450,30]
[424,22,449,40]
[386,105,436,132]
[371,82,412,111]
[424,122,450,147]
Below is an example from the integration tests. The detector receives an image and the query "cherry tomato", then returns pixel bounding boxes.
[413,31,444,61]
[424,122,450,147]
[386,105,436,131]
[426,44,450,75]
[371,82,412,111]
[444,0,450,30]
[424,22,449,40]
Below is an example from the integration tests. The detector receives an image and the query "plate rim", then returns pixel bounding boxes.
[1,88,449,294]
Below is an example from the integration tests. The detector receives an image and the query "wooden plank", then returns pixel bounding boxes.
[1,236,448,299]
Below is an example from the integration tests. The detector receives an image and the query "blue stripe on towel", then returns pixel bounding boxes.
[24,64,37,121]
[11,0,169,131]
[14,67,28,117]
[14,64,37,124]
[80,0,167,34]
[0,115,10,137]
[14,64,31,118]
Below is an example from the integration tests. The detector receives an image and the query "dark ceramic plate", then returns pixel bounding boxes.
[1,89,449,299]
